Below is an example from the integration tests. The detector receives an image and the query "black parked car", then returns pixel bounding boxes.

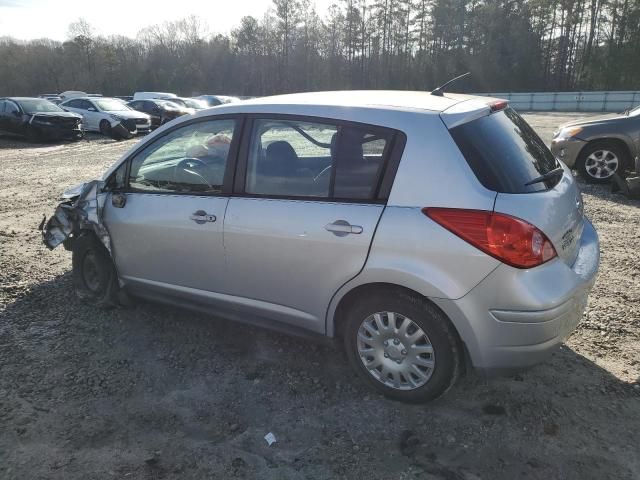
[0,97,83,141]
[126,99,194,129]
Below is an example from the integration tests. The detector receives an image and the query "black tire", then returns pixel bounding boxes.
[576,140,629,184]
[99,120,112,137]
[72,233,119,308]
[343,289,462,403]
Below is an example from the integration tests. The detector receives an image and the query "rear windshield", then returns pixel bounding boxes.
[449,107,560,193]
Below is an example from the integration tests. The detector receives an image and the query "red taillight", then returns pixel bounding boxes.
[489,100,508,112]
[422,208,557,269]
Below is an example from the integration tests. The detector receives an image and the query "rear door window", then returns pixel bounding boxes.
[449,108,560,193]
[244,118,392,201]
[6,101,20,115]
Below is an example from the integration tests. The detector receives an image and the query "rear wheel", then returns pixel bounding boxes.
[72,233,119,308]
[99,120,112,137]
[577,141,629,183]
[343,289,461,403]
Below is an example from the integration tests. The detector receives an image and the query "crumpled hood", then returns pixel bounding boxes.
[61,182,87,199]
[31,111,83,120]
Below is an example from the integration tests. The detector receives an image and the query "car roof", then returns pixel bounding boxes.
[4,97,49,101]
[230,90,480,113]
[62,96,117,102]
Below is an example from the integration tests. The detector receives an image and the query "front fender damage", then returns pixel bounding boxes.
[110,122,134,140]
[40,180,112,253]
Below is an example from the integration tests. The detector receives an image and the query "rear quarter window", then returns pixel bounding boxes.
[449,108,560,193]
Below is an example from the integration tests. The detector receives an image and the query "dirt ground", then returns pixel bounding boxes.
[1,113,639,480]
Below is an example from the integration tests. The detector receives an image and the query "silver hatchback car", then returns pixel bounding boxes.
[43,91,599,402]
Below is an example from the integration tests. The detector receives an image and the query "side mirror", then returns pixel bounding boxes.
[13,111,21,117]
[112,192,127,208]
[87,107,96,112]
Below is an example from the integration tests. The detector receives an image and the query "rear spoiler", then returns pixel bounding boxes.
[440,97,509,129]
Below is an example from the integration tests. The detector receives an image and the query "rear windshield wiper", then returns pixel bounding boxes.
[524,166,564,186]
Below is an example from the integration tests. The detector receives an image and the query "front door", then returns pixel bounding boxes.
[224,117,396,333]
[103,117,239,298]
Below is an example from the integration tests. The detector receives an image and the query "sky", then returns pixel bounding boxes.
[0,0,334,41]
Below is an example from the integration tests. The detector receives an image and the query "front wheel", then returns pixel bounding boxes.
[343,290,462,403]
[72,233,119,308]
[577,141,629,183]
[99,120,112,137]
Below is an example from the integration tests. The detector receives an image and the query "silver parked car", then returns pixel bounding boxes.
[550,105,640,183]
[42,91,599,402]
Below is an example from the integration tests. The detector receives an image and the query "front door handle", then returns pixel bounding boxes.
[325,220,363,237]
[190,210,216,224]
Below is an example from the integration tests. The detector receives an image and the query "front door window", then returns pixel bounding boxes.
[128,119,236,194]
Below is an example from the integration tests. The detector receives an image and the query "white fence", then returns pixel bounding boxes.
[475,91,640,112]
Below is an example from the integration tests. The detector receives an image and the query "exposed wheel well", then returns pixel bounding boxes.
[578,138,633,170]
[332,283,459,337]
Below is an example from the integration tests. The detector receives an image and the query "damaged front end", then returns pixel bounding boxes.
[40,180,112,252]
[107,117,147,141]
[110,121,135,140]
[29,113,84,141]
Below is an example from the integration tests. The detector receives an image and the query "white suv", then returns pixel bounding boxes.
[43,91,599,402]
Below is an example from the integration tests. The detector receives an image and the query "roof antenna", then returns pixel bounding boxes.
[431,72,471,97]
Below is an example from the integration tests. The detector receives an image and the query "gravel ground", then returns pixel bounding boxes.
[1,114,639,480]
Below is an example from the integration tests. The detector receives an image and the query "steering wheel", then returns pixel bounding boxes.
[174,158,213,189]
[314,165,332,183]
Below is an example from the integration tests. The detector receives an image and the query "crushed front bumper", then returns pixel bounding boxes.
[33,126,84,141]
[40,181,111,253]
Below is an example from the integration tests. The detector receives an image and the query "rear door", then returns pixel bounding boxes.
[103,116,240,297]
[144,101,163,127]
[224,116,400,333]
[4,101,23,133]
[449,106,584,265]
[0,100,8,131]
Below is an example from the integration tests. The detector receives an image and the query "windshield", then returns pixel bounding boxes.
[450,107,560,193]
[157,100,182,110]
[166,98,187,107]
[181,98,207,109]
[16,99,64,114]
[628,105,640,116]
[94,99,131,112]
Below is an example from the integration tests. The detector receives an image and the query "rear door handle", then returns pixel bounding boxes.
[325,220,363,237]
[190,210,217,224]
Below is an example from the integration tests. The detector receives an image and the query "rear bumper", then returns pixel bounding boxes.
[550,137,586,168]
[433,218,599,372]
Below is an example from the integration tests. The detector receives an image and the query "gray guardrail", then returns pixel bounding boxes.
[475,91,640,112]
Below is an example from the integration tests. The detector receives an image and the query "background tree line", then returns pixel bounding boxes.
[1,0,639,97]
